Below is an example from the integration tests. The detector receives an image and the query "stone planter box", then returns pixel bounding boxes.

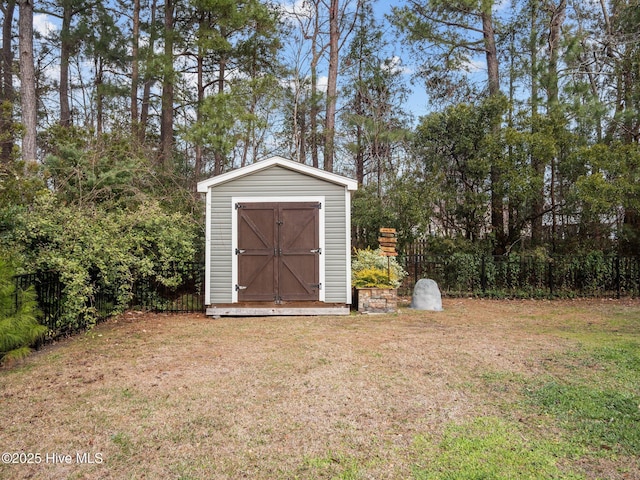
[355,288,397,313]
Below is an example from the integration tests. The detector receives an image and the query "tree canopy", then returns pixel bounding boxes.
[1,0,639,265]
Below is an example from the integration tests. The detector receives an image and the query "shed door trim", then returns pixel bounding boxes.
[231,196,325,303]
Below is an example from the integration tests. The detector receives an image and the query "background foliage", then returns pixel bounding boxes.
[3,0,640,257]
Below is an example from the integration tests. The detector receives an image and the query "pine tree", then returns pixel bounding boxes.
[17,0,37,163]
[0,258,46,365]
[1,0,16,164]
[343,1,411,188]
[392,0,507,254]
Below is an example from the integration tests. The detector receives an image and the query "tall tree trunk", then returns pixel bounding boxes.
[290,81,300,161]
[95,57,103,135]
[309,6,320,169]
[355,90,364,185]
[59,1,72,127]
[241,44,258,167]
[131,0,140,139]
[507,27,518,247]
[529,0,544,246]
[1,1,13,98]
[18,0,36,164]
[298,99,307,163]
[352,10,365,186]
[545,0,566,251]
[139,0,158,143]
[1,0,15,164]
[546,0,565,111]
[159,0,174,168]
[194,37,204,181]
[324,0,339,173]
[482,9,506,255]
[483,12,500,98]
[213,52,226,176]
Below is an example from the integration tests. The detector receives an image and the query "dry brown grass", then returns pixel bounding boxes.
[1,298,639,479]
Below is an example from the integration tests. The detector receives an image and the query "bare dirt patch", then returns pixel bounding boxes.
[1,298,639,479]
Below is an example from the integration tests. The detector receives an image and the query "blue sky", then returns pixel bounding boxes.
[277,0,439,121]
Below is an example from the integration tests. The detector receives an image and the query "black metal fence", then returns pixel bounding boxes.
[12,253,640,340]
[13,262,205,339]
[130,263,206,313]
[13,271,65,333]
[401,253,640,298]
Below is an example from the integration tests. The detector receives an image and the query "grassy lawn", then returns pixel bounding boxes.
[1,298,639,479]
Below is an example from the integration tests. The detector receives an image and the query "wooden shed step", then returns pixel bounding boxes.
[206,302,350,317]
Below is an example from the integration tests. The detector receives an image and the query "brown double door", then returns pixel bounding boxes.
[236,202,320,302]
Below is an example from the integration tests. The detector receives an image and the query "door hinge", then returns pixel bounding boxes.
[310,248,322,254]
[235,248,245,255]
[235,203,245,209]
[235,284,247,291]
[315,203,321,209]
[311,283,322,290]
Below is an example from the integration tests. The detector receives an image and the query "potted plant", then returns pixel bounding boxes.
[351,248,406,313]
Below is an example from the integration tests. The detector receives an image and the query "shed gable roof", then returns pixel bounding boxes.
[196,156,358,193]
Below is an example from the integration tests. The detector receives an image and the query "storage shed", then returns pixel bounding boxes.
[197,156,358,316]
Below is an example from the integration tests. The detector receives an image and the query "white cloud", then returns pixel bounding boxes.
[317,75,328,92]
[494,0,512,11]
[382,56,412,75]
[278,0,314,21]
[31,15,60,82]
[280,74,328,94]
[33,14,57,37]
[461,58,485,73]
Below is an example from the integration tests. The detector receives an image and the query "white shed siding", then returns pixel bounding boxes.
[208,165,350,304]
[209,192,234,303]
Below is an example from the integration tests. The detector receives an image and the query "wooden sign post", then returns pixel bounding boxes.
[378,228,397,256]
[379,228,397,284]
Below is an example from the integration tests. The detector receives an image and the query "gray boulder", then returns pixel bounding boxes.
[410,278,443,311]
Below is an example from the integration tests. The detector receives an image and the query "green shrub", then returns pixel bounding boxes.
[352,248,406,288]
[0,258,47,364]
[444,252,481,292]
[6,193,198,331]
[352,267,394,288]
